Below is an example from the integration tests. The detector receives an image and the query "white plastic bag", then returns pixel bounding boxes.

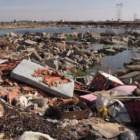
[16,131,55,140]
[96,93,131,124]
[120,130,138,140]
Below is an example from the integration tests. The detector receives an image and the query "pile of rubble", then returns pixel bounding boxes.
[0,31,139,140]
[4,31,103,71]
[100,31,140,47]
[2,31,129,72]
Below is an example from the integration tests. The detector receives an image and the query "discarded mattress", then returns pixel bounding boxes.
[110,85,136,96]
[91,71,124,91]
[11,59,74,98]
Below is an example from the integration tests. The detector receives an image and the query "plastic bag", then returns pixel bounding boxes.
[96,93,131,124]
[120,130,138,140]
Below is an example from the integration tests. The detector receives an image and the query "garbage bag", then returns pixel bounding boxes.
[96,94,112,110]
[16,131,55,140]
[96,93,131,124]
[19,96,28,108]
[120,130,138,140]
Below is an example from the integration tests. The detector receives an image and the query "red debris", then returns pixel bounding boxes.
[32,69,71,87]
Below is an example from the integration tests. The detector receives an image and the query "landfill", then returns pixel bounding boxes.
[0,31,139,140]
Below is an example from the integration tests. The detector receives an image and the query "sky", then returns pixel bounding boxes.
[0,0,139,21]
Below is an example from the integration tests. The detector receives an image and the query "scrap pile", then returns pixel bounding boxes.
[0,32,139,140]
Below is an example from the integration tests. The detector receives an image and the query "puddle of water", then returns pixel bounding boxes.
[86,44,127,51]
[88,45,140,73]
[86,44,104,51]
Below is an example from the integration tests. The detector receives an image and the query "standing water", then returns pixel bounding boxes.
[87,44,140,73]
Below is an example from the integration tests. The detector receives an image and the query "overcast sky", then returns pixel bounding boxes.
[0,0,139,21]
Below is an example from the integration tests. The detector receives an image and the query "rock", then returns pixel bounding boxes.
[83,65,90,70]
[72,54,79,59]
[44,53,52,59]
[51,34,66,41]
[55,42,65,49]
[54,47,60,52]
[9,32,18,37]
[78,33,84,39]
[89,37,96,43]
[81,58,88,64]
[45,59,60,70]
[76,56,83,63]
[31,58,45,66]
[112,36,121,40]
[0,103,4,117]
[136,40,140,46]
[30,51,42,62]
[72,32,78,38]
[112,39,126,44]
[66,50,72,57]
[123,37,129,43]
[84,50,92,56]
[73,46,80,51]
[128,39,134,46]
[90,31,101,40]
[64,57,78,65]
[17,45,26,51]
[42,32,46,36]
[49,55,60,60]
[92,50,98,54]
[105,49,116,54]
[62,61,76,70]
[26,48,36,53]
[120,130,137,140]
[101,38,114,44]
[5,33,10,37]
[24,39,37,45]
[83,42,91,45]
[36,43,43,49]
[83,55,88,59]
[73,47,83,55]
[35,36,41,41]
[29,98,48,107]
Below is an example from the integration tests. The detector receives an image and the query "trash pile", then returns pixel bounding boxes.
[0,32,139,140]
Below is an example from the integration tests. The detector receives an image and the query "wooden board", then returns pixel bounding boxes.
[119,71,140,79]
[126,65,140,71]
[84,118,129,139]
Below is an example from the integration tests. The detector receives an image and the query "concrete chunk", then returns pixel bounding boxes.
[11,59,74,98]
[24,39,37,45]
[30,51,42,62]
[9,32,18,37]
